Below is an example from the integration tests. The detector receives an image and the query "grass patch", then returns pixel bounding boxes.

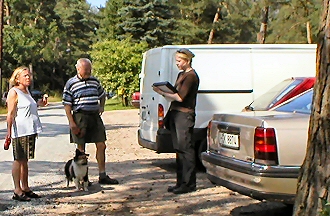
[0,106,6,115]
[105,97,137,111]
[0,95,137,115]
[48,94,62,102]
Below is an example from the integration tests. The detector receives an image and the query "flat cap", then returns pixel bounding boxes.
[177,48,195,59]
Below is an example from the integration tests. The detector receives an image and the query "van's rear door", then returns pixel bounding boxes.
[139,49,162,143]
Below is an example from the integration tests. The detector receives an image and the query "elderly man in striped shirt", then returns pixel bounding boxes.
[62,58,118,185]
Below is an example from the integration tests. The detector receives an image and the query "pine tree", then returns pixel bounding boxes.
[118,0,177,48]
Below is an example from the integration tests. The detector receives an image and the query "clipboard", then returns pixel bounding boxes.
[152,81,178,93]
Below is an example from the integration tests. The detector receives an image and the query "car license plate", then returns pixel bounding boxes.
[218,132,239,149]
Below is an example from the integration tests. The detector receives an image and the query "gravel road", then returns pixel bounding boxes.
[0,104,293,215]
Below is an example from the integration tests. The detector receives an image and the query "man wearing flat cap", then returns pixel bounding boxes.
[153,48,199,194]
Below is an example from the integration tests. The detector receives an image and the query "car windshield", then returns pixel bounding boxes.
[274,89,313,114]
[249,79,301,111]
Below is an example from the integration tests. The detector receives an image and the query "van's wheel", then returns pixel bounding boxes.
[195,139,207,171]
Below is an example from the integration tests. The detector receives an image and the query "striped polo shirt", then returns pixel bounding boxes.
[62,75,105,112]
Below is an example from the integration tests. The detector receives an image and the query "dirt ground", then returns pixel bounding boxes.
[1,109,293,215]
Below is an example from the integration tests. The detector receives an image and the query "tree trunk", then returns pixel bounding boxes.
[208,7,221,44]
[257,6,269,44]
[4,1,9,25]
[293,1,330,215]
[0,0,3,97]
[307,21,312,44]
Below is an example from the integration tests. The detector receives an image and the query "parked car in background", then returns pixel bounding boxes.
[2,89,45,107]
[131,92,140,108]
[30,90,44,104]
[202,89,313,204]
[244,77,315,111]
[106,92,115,99]
[2,91,8,105]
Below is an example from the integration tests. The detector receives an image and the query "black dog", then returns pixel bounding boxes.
[64,149,89,191]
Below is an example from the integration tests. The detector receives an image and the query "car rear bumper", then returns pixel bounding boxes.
[202,151,299,204]
[131,100,140,108]
[138,128,207,153]
[137,129,174,153]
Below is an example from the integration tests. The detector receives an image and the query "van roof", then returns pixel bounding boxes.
[161,44,317,50]
[145,44,317,56]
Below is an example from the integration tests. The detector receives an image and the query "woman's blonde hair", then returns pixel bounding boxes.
[9,66,30,87]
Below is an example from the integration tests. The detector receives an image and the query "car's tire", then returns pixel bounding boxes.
[195,138,207,171]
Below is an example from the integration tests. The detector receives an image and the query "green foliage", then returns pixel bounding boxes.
[97,0,125,40]
[90,38,148,98]
[172,0,216,44]
[194,0,261,44]
[2,0,98,92]
[266,0,322,43]
[117,0,178,48]
[320,198,330,216]
[0,0,324,97]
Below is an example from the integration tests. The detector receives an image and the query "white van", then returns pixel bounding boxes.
[137,44,316,163]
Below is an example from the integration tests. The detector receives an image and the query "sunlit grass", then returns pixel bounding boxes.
[0,95,137,116]
[105,97,137,111]
[48,93,136,111]
[48,94,62,102]
[0,106,6,115]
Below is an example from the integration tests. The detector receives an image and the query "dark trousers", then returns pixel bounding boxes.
[169,110,196,188]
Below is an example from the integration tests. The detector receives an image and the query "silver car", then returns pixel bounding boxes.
[202,89,313,204]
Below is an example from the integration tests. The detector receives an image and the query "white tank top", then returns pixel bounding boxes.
[11,87,42,138]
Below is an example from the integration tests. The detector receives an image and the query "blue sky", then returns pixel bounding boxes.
[87,0,106,7]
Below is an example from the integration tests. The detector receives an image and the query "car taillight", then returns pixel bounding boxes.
[132,92,140,100]
[158,104,165,128]
[254,127,278,165]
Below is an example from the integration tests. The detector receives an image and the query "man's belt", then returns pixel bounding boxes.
[74,109,99,115]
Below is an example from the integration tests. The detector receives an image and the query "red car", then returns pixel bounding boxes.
[131,92,140,108]
[244,77,315,111]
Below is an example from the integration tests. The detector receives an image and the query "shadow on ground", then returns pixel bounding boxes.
[0,157,294,215]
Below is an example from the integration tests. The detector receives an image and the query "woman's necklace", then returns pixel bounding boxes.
[185,68,193,73]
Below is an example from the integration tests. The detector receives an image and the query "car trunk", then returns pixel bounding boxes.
[208,111,310,166]
[209,113,266,163]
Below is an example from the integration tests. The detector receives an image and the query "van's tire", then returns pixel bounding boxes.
[195,139,207,171]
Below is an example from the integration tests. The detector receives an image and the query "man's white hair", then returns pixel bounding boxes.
[76,58,92,68]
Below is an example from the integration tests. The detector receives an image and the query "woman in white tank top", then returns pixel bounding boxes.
[5,66,42,201]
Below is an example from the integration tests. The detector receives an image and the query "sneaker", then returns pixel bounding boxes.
[98,176,119,185]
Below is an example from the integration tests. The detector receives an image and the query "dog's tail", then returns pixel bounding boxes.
[64,159,73,187]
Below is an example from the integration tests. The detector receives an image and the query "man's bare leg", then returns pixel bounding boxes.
[95,142,106,173]
[77,143,86,152]
[95,141,118,184]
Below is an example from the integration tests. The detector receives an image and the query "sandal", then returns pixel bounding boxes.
[23,190,41,198]
[12,193,31,202]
